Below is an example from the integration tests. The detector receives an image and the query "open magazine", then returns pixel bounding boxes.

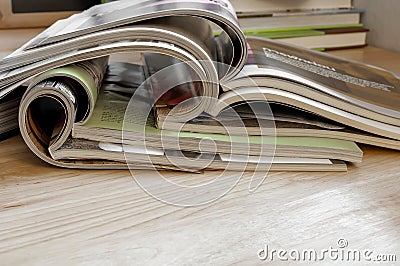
[0,0,399,171]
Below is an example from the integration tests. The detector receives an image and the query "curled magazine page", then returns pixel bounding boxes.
[0,0,246,76]
[18,57,108,166]
[243,37,400,118]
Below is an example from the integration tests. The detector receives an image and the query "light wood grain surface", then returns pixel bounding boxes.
[0,30,399,265]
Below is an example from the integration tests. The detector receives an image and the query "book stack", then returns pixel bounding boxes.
[0,0,399,173]
[231,0,368,51]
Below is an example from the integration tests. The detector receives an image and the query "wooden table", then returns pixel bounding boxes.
[1,29,399,265]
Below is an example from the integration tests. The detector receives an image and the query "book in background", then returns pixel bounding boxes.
[231,0,368,51]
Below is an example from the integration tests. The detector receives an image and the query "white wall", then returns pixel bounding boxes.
[354,0,400,53]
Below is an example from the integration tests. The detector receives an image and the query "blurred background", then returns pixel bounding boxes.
[353,0,400,53]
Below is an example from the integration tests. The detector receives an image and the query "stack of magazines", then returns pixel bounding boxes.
[0,0,399,172]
